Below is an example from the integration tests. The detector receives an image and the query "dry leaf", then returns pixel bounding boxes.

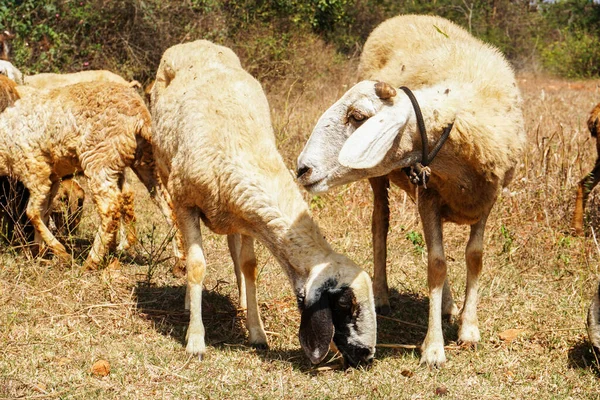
[91,359,110,377]
[400,369,414,378]
[499,328,526,342]
[435,386,448,396]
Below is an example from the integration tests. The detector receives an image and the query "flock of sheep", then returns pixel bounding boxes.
[0,14,599,370]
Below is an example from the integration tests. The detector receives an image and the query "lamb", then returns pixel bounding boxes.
[24,70,141,90]
[150,40,377,367]
[0,81,178,269]
[572,102,600,236]
[297,14,526,367]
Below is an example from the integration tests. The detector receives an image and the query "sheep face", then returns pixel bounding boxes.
[297,80,416,194]
[298,257,377,368]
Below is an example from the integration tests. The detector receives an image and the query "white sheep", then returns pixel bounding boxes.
[0,81,178,269]
[24,70,140,90]
[0,60,24,84]
[297,14,526,367]
[150,40,377,367]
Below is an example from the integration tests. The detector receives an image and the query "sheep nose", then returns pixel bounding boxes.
[296,164,312,179]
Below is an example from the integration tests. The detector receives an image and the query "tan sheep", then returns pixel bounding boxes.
[0,81,177,269]
[354,14,491,317]
[24,70,141,90]
[297,14,526,367]
[572,102,600,235]
[150,40,377,367]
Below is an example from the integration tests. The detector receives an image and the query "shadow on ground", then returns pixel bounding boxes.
[375,288,460,360]
[568,338,600,378]
[133,284,463,370]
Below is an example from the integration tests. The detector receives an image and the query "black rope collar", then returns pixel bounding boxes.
[398,86,454,188]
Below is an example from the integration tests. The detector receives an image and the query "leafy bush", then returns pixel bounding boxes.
[540,31,600,78]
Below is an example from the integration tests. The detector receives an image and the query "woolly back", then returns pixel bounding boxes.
[0,75,19,112]
[358,14,525,184]
[152,40,312,229]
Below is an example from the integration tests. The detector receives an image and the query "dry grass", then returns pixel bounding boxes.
[3,63,600,398]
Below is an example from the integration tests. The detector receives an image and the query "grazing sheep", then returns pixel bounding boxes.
[150,40,377,367]
[572,102,600,236]
[24,70,141,90]
[0,60,24,84]
[297,14,526,367]
[0,81,177,269]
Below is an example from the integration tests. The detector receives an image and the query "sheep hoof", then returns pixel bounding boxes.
[186,333,206,357]
[376,304,391,316]
[250,342,269,350]
[419,342,446,368]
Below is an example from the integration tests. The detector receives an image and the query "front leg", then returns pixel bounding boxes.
[238,235,267,348]
[27,183,69,262]
[176,205,207,358]
[458,213,489,346]
[369,176,391,315]
[418,192,447,368]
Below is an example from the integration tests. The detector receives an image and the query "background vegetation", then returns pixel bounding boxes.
[2,0,600,82]
[3,1,600,398]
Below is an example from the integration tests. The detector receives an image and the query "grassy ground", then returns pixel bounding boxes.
[2,65,600,398]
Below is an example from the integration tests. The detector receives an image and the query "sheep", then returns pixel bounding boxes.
[572,102,600,236]
[0,30,14,61]
[24,70,141,90]
[150,40,377,367]
[297,14,526,367]
[0,60,24,85]
[0,81,178,269]
[354,14,496,317]
[588,281,600,352]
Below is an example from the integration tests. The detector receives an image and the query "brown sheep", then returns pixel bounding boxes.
[0,81,177,268]
[572,102,600,235]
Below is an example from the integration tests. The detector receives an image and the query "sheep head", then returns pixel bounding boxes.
[298,255,377,368]
[297,80,419,193]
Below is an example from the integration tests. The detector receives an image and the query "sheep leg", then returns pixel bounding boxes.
[458,214,488,346]
[116,181,137,252]
[572,155,600,236]
[176,205,207,358]
[26,184,69,261]
[227,233,247,310]
[369,176,391,315]
[130,160,185,266]
[84,179,121,269]
[239,234,267,348]
[418,192,447,368]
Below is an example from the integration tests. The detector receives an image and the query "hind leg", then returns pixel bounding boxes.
[458,213,489,346]
[176,205,207,358]
[227,234,247,310]
[238,235,267,347]
[84,172,122,269]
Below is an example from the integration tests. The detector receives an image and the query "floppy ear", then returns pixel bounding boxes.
[298,291,334,364]
[338,106,408,169]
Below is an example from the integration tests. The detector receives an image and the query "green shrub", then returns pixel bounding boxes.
[540,30,600,78]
